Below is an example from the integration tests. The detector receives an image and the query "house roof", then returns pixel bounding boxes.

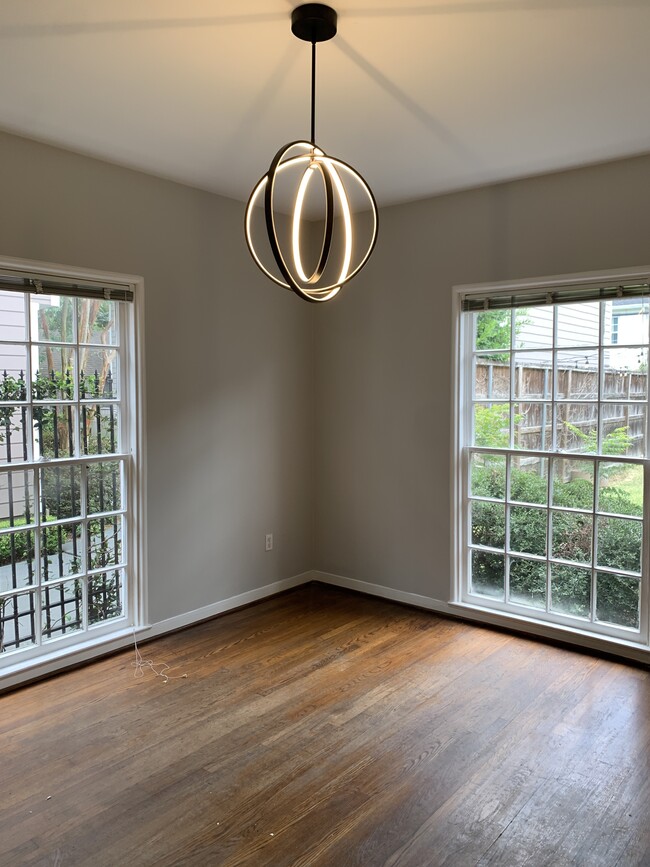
[0,0,649,209]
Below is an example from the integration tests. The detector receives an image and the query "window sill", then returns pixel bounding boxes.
[0,624,152,692]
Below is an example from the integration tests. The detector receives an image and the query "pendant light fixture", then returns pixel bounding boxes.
[245,3,378,303]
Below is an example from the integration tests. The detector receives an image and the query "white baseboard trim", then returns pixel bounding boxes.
[145,572,311,639]
[312,570,453,615]
[5,567,648,691]
[1,571,311,692]
[313,570,650,666]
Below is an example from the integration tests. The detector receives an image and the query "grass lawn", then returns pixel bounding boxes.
[604,464,643,511]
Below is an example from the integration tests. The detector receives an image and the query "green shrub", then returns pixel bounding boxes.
[471,462,506,499]
[471,464,641,626]
[552,478,593,510]
[471,500,505,548]
[510,506,546,556]
[598,517,642,574]
[0,518,59,567]
[596,573,639,628]
[510,558,546,608]
[552,511,592,563]
[551,565,590,618]
[510,469,547,505]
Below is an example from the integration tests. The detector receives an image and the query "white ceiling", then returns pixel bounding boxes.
[1,1,649,209]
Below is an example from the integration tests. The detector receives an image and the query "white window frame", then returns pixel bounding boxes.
[451,266,650,658]
[0,255,146,685]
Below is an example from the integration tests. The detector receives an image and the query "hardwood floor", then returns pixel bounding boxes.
[2,582,650,866]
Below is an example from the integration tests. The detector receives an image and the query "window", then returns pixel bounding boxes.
[0,261,144,673]
[454,271,650,645]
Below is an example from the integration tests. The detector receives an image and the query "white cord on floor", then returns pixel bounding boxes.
[132,629,188,683]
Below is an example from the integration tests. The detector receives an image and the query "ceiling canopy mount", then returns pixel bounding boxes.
[290,4,337,44]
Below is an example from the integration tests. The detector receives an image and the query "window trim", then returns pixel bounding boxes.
[451,266,650,654]
[0,254,147,682]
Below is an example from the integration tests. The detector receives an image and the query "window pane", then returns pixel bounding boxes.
[513,353,552,399]
[87,461,122,515]
[603,348,647,400]
[552,458,594,508]
[80,405,120,456]
[509,558,546,609]
[42,579,83,640]
[474,355,509,400]
[87,516,123,571]
[555,350,598,399]
[0,344,28,383]
[600,404,645,458]
[471,550,504,600]
[31,296,74,343]
[551,564,591,618]
[78,299,119,346]
[625,409,645,458]
[509,506,546,556]
[0,530,36,593]
[33,405,76,460]
[470,453,505,500]
[41,522,83,582]
[79,349,118,399]
[510,456,548,505]
[0,591,36,652]
[596,573,639,629]
[513,403,551,451]
[89,569,123,625]
[556,302,599,347]
[514,306,553,350]
[598,462,643,517]
[597,516,642,574]
[0,291,27,341]
[603,297,649,347]
[40,465,81,522]
[474,403,510,448]
[32,347,75,401]
[0,469,35,527]
[471,501,505,549]
[551,511,592,564]
[0,405,28,465]
[475,310,510,351]
[556,403,598,454]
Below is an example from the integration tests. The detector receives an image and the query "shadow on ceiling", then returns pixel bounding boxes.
[0,0,646,39]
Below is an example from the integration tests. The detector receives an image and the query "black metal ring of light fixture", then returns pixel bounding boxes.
[244,4,379,303]
[245,142,379,302]
[266,142,335,289]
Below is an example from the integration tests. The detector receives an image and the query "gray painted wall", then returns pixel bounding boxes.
[0,131,315,625]
[1,129,649,621]
[314,154,650,602]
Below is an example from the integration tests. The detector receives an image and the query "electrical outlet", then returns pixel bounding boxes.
[265,533,273,551]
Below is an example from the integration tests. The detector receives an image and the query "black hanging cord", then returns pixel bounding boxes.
[310,41,316,145]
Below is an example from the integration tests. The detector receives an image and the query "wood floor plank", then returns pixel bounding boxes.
[1,582,650,866]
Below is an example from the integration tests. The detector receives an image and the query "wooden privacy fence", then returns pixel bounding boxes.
[476,361,646,455]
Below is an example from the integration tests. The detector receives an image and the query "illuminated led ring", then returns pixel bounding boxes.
[245,141,378,303]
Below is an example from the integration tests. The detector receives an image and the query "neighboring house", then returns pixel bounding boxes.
[517,298,648,371]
